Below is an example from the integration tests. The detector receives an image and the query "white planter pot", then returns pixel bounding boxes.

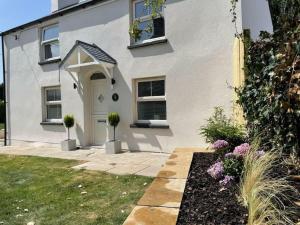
[105,140,121,154]
[61,139,77,151]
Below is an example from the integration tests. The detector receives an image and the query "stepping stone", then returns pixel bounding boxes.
[167,152,194,164]
[174,147,214,153]
[123,206,179,225]
[138,178,186,208]
[157,163,191,179]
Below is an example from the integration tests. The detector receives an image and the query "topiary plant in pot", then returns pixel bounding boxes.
[105,112,121,154]
[61,115,76,151]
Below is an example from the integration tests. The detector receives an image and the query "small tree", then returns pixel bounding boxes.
[108,112,120,141]
[64,115,75,140]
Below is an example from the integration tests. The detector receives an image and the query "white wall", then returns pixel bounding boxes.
[242,0,273,39]
[5,0,239,152]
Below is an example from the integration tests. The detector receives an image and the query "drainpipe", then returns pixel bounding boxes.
[1,34,7,146]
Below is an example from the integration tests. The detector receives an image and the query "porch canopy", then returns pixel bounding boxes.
[59,40,117,75]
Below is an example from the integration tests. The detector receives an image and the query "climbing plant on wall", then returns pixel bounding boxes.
[233,0,300,155]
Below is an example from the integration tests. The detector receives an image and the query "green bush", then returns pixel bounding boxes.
[223,157,244,178]
[63,115,75,140]
[200,107,246,147]
[237,0,300,156]
[108,112,120,141]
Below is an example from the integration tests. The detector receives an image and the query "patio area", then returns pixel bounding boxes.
[0,146,170,177]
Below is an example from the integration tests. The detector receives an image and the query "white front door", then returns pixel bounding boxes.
[91,79,108,146]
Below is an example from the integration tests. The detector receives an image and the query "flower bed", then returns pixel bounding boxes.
[176,153,248,225]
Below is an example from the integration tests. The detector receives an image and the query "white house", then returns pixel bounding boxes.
[0,0,273,153]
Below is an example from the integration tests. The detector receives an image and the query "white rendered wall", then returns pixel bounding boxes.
[5,0,239,152]
[242,0,273,39]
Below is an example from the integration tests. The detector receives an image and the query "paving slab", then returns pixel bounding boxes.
[72,161,115,171]
[106,164,150,175]
[157,163,190,179]
[138,178,186,208]
[167,152,193,164]
[0,146,169,177]
[123,206,179,225]
[174,147,214,153]
[135,165,164,177]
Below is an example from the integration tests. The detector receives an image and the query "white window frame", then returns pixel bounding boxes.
[135,77,167,124]
[44,87,62,122]
[41,24,60,61]
[132,0,164,44]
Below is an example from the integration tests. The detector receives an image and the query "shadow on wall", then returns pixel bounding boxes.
[41,125,66,133]
[112,67,174,152]
[129,42,174,58]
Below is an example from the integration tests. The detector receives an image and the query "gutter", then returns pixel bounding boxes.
[1,35,7,146]
[0,0,110,36]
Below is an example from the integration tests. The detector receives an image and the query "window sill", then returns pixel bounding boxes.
[128,37,168,49]
[130,123,170,129]
[38,58,61,65]
[40,121,64,126]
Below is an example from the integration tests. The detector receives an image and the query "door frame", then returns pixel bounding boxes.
[89,75,109,146]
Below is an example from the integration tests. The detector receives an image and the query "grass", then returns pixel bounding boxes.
[0,123,4,130]
[240,144,296,225]
[0,155,153,225]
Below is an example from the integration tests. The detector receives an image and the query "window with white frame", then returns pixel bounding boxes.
[44,87,62,122]
[132,0,165,43]
[41,24,60,61]
[136,78,166,121]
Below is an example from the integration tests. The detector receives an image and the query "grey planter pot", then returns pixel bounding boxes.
[61,139,77,151]
[105,140,121,154]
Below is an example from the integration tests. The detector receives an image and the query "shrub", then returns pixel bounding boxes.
[236,0,300,156]
[223,157,244,178]
[63,115,75,140]
[240,147,297,225]
[200,107,246,147]
[108,112,120,141]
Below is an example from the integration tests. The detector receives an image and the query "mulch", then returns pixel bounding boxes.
[176,153,248,225]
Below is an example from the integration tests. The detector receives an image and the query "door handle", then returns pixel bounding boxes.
[97,120,107,123]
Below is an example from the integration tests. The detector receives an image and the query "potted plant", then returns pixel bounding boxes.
[61,114,76,151]
[105,112,121,154]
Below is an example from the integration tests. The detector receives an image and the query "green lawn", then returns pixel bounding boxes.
[0,155,153,225]
[0,123,4,130]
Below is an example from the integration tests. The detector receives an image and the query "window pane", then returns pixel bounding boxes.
[134,1,149,18]
[47,105,62,119]
[138,101,166,120]
[138,20,153,42]
[43,25,59,41]
[46,89,61,102]
[138,81,151,97]
[152,80,165,96]
[44,41,60,59]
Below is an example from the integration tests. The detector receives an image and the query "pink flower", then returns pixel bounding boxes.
[219,175,235,187]
[233,143,250,157]
[207,162,224,179]
[212,140,229,150]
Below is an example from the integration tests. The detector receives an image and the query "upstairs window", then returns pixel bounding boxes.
[132,0,165,43]
[44,87,62,122]
[41,24,60,61]
[136,78,166,121]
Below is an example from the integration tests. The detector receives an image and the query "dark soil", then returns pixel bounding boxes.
[176,153,248,225]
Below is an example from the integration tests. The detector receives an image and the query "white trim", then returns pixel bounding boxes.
[135,77,167,123]
[41,24,60,61]
[44,86,62,122]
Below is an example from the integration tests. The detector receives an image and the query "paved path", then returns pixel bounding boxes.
[0,146,170,177]
[123,147,214,225]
